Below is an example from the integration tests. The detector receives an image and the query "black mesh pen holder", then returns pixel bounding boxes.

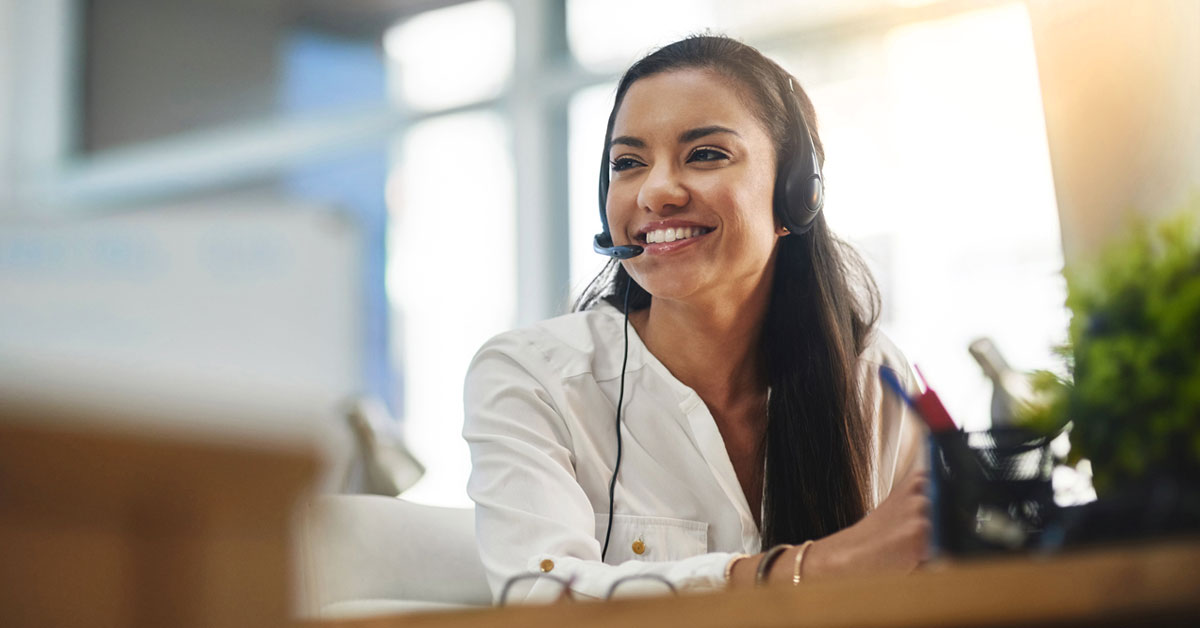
[929,427,1058,556]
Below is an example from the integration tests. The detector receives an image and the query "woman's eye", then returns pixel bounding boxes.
[687,147,729,163]
[610,157,644,172]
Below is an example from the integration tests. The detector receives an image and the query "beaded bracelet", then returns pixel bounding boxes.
[755,544,794,585]
[791,540,815,585]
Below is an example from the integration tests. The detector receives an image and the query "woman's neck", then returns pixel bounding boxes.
[629,272,774,415]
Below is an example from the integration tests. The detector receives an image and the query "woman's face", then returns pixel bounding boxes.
[606,68,782,308]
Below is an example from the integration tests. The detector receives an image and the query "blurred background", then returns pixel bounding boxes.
[0,0,1196,507]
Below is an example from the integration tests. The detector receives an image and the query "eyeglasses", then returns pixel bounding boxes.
[498,572,678,606]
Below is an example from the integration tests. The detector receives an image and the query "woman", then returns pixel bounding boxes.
[464,35,928,603]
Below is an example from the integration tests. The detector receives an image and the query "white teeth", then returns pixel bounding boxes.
[643,227,707,244]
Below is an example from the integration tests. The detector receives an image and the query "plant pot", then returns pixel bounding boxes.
[1039,472,1200,550]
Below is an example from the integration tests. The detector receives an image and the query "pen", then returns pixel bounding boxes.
[913,365,958,433]
[878,365,914,406]
[878,365,957,433]
[880,365,988,489]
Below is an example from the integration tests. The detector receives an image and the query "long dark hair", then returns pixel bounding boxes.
[574,35,881,548]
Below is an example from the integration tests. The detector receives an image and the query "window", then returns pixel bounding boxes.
[567,83,616,297]
[384,0,514,111]
[790,2,1066,428]
[385,1,517,506]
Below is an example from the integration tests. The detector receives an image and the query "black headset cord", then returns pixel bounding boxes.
[601,278,633,562]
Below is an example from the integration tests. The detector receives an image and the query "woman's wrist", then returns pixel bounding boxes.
[766,545,804,584]
[729,550,760,586]
[789,540,816,584]
[723,553,749,588]
[756,544,793,584]
[729,540,836,587]
[798,537,841,579]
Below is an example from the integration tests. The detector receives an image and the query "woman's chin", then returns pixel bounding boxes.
[634,263,772,310]
[635,276,708,304]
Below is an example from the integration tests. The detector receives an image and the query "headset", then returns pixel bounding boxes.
[592,71,824,561]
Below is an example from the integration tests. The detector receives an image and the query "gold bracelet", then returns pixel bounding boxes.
[723,553,749,587]
[755,544,794,586]
[791,540,815,585]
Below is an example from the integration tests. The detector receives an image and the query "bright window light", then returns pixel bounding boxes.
[386,111,516,506]
[384,0,514,111]
[567,83,616,302]
[802,2,1066,429]
[714,0,927,38]
[567,0,716,72]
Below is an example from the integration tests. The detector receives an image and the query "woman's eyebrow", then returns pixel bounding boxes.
[679,125,739,143]
[610,135,645,149]
[609,125,739,151]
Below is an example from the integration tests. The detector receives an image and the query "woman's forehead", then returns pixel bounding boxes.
[612,68,764,140]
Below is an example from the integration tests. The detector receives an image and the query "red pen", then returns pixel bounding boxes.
[912,365,958,433]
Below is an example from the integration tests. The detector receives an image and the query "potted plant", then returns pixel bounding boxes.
[1021,199,1200,544]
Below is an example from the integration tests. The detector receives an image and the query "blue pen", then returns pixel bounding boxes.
[878,365,915,407]
[880,364,957,433]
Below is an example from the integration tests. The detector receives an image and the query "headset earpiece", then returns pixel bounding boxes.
[774,76,824,235]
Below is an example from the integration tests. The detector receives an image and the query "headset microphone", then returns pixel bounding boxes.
[593,233,644,259]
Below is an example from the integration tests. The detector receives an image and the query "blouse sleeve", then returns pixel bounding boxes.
[462,332,734,604]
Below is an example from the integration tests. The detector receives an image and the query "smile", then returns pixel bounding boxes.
[639,226,714,244]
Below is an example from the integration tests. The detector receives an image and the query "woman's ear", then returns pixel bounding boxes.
[776,224,791,237]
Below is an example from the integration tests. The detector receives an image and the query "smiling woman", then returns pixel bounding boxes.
[463,35,930,604]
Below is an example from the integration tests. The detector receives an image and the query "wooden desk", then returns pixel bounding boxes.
[314,540,1200,628]
[2,412,1196,627]
[0,412,317,628]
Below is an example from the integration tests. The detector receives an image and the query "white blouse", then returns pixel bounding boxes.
[463,303,926,603]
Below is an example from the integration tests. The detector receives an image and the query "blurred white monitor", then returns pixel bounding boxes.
[0,194,362,451]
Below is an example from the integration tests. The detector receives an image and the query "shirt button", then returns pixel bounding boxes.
[632,540,645,555]
[539,559,555,573]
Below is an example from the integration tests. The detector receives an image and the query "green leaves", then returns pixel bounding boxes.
[1057,201,1200,491]
[1015,368,1070,437]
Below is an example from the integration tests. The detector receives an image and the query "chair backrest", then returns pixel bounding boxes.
[297,495,491,616]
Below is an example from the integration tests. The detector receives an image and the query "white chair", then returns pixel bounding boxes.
[296,495,492,619]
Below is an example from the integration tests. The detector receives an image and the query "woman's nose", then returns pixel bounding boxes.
[636,164,689,214]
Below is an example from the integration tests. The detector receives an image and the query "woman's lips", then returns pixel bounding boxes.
[640,225,710,244]
[638,228,713,255]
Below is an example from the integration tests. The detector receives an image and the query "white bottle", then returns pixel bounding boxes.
[968,337,1035,428]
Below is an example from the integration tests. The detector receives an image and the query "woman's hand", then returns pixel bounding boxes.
[802,469,932,579]
[725,469,931,587]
